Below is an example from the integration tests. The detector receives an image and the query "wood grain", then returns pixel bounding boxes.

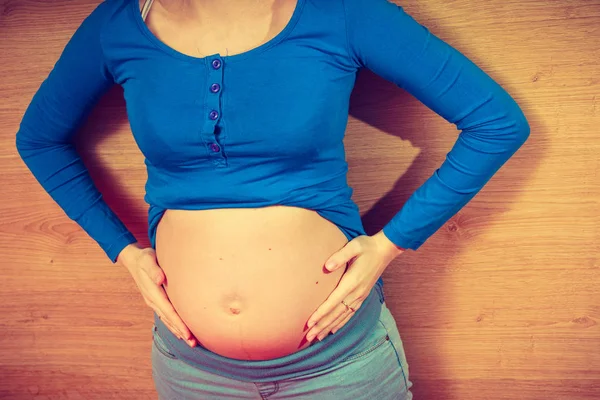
[1,0,599,399]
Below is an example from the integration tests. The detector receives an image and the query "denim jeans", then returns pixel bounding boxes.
[151,301,413,399]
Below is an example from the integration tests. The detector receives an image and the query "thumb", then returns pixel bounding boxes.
[148,251,165,286]
[325,241,359,272]
[150,266,165,286]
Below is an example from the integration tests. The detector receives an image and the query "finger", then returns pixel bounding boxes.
[149,284,195,343]
[331,301,363,334]
[325,238,362,271]
[315,309,349,341]
[324,308,351,336]
[307,278,357,330]
[307,302,348,341]
[158,302,195,343]
[150,303,183,339]
[158,312,197,347]
[156,313,183,339]
[311,297,364,340]
[141,272,197,347]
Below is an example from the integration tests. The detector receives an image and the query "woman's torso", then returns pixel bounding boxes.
[143,0,350,361]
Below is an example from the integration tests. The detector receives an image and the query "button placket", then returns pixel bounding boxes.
[202,55,225,163]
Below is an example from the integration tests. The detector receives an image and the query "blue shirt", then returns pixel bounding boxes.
[15,0,530,265]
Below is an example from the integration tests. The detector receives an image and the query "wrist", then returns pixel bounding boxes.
[116,242,144,268]
[373,230,406,258]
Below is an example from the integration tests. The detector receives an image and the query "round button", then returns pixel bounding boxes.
[209,110,219,120]
[212,59,221,69]
[210,143,220,152]
[210,83,220,93]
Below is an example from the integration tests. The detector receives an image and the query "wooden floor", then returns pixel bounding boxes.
[1,0,599,399]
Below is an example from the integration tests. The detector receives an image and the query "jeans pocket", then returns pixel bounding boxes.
[152,324,179,360]
[339,315,390,364]
[342,330,389,364]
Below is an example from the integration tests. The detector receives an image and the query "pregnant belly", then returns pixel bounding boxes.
[154,205,349,361]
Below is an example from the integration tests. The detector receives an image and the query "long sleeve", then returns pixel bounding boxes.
[15,0,137,263]
[343,0,531,250]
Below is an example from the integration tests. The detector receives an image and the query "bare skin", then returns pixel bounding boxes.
[155,206,348,360]
[128,0,354,361]
[141,0,298,58]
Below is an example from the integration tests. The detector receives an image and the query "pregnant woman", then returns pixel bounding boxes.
[15,0,530,398]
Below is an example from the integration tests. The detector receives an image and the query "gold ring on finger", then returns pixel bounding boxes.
[341,300,356,313]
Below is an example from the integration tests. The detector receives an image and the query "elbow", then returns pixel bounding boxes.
[15,128,33,161]
[498,100,530,153]
[15,129,27,159]
[510,107,531,152]
[514,107,531,145]
[15,125,45,162]
[15,121,57,160]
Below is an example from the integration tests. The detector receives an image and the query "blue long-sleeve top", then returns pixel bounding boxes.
[15,0,530,265]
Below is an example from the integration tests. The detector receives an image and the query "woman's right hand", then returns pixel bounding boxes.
[117,243,197,348]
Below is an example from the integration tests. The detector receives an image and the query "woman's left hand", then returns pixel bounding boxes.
[305,230,406,342]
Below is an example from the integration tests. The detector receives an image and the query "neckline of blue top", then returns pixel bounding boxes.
[129,0,307,64]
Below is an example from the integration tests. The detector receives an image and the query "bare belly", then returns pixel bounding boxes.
[154,205,348,361]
